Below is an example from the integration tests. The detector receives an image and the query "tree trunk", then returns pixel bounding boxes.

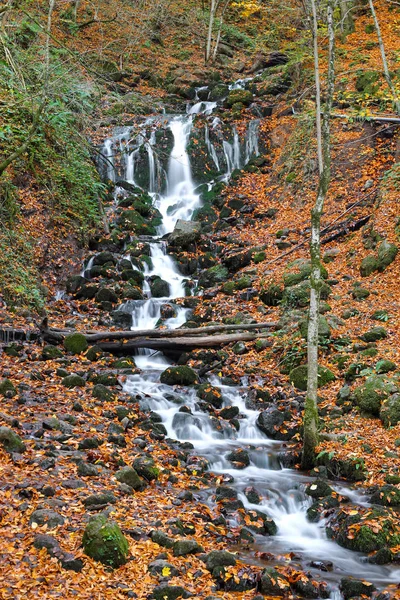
[302,0,335,470]
[368,0,400,114]
[206,0,217,62]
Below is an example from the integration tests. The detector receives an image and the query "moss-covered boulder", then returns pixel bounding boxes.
[95,287,118,303]
[225,89,253,108]
[42,345,64,361]
[327,506,399,558]
[64,333,88,355]
[299,316,331,340]
[198,264,229,288]
[82,514,129,568]
[205,550,236,571]
[133,456,159,481]
[0,379,16,397]
[361,326,387,342]
[289,364,335,391]
[370,484,400,507]
[353,375,396,416]
[115,466,145,491]
[376,359,396,374]
[380,393,400,427]
[160,366,197,386]
[92,384,115,402]
[0,426,26,453]
[305,479,334,499]
[259,568,290,597]
[150,585,191,600]
[62,374,86,389]
[340,577,376,599]
[150,278,170,298]
[173,538,204,556]
[377,240,398,271]
[259,283,284,306]
[360,255,379,277]
[196,383,223,408]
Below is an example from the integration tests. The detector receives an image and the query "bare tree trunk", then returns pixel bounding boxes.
[212,0,229,62]
[339,0,355,34]
[206,0,217,62]
[368,0,400,114]
[302,0,335,470]
[311,0,323,173]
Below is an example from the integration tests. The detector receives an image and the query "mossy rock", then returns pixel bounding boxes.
[0,379,16,397]
[92,384,115,402]
[95,287,118,303]
[376,359,396,374]
[305,479,333,499]
[259,283,284,306]
[352,285,370,300]
[150,278,170,298]
[0,426,26,453]
[253,251,266,263]
[86,346,104,362]
[133,456,159,481]
[64,333,88,355]
[150,585,191,600]
[282,280,331,308]
[355,70,380,93]
[361,326,387,342]
[62,374,86,389]
[198,265,229,288]
[222,281,235,295]
[160,366,197,386]
[173,538,204,557]
[283,259,327,288]
[370,484,400,507]
[298,316,331,340]
[327,507,399,555]
[115,466,145,491]
[260,567,289,597]
[360,255,379,277]
[42,345,64,361]
[353,375,396,416]
[289,364,335,391]
[196,383,223,408]
[82,514,129,568]
[380,393,400,427]
[340,577,376,599]
[377,240,398,271]
[225,89,253,108]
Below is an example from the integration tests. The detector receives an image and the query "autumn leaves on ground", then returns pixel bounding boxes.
[1,0,400,598]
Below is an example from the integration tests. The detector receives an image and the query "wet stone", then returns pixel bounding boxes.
[173,539,204,556]
[148,560,180,577]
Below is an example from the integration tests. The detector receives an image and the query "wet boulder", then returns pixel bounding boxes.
[226,448,250,468]
[82,514,129,568]
[225,89,253,108]
[196,383,223,408]
[257,406,286,438]
[160,303,177,320]
[259,567,290,597]
[93,251,117,266]
[160,366,197,386]
[305,479,334,499]
[150,277,170,298]
[169,220,201,248]
[244,486,261,504]
[340,577,376,599]
[241,509,277,535]
[95,287,118,303]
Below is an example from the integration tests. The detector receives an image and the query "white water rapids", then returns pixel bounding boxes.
[90,87,400,597]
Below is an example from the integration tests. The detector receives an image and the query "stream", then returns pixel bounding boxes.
[88,85,400,597]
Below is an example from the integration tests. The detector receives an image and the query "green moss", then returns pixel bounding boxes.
[360,255,379,277]
[0,426,26,453]
[377,240,398,271]
[42,345,64,360]
[376,359,396,374]
[62,374,86,389]
[355,70,380,93]
[92,384,115,402]
[82,515,129,568]
[225,89,253,108]
[289,364,335,391]
[0,379,17,397]
[298,316,331,340]
[354,375,395,416]
[253,251,266,263]
[198,265,229,288]
[380,394,400,427]
[361,326,387,342]
[64,333,88,355]
[160,366,197,386]
[259,283,284,306]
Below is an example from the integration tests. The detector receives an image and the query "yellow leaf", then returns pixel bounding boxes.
[162,566,171,577]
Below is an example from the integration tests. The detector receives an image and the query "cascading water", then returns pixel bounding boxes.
[89,83,400,597]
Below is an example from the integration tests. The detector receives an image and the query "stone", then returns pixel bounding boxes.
[380,393,400,427]
[151,530,175,548]
[173,538,204,556]
[299,315,331,339]
[150,585,191,600]
[260,567,289,596]
[289,364,335,391]
[370,484,400,507]
[76,460,99,477]
[92,384,115,402]
[30,509,64,528]
[64,333,88,355]
[225,89,253,108]
[133,456,159,481]
[42,345,64,360]
[169,220,201,248]
[361,326,387,342]
[83,492,117,507]
[150,277,170,298]
[160,366,197,386]
[257,406,285,437]
[226,448,250,468]
[82,514,129,568]
[198,265,229,288]
[375,359,396,374]
[0,379,16,397]
[62,374,86,389]
[305,479,333,499]
[205,550,236,571]
[360,255,379,277]
[377,240,398,271]
[340,577,376,599]
[95,288,118,303]
[115,466,145,491]
[0,426,26,453]
[354,375,396,416]
[148,559,180,577]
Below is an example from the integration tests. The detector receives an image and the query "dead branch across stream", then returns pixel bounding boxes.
[38,320,278,354]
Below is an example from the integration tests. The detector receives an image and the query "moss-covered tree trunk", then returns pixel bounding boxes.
[302,0,335,470]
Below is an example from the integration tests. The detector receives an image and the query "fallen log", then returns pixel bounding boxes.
[40,321,278,344]
[95,332,264,354]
